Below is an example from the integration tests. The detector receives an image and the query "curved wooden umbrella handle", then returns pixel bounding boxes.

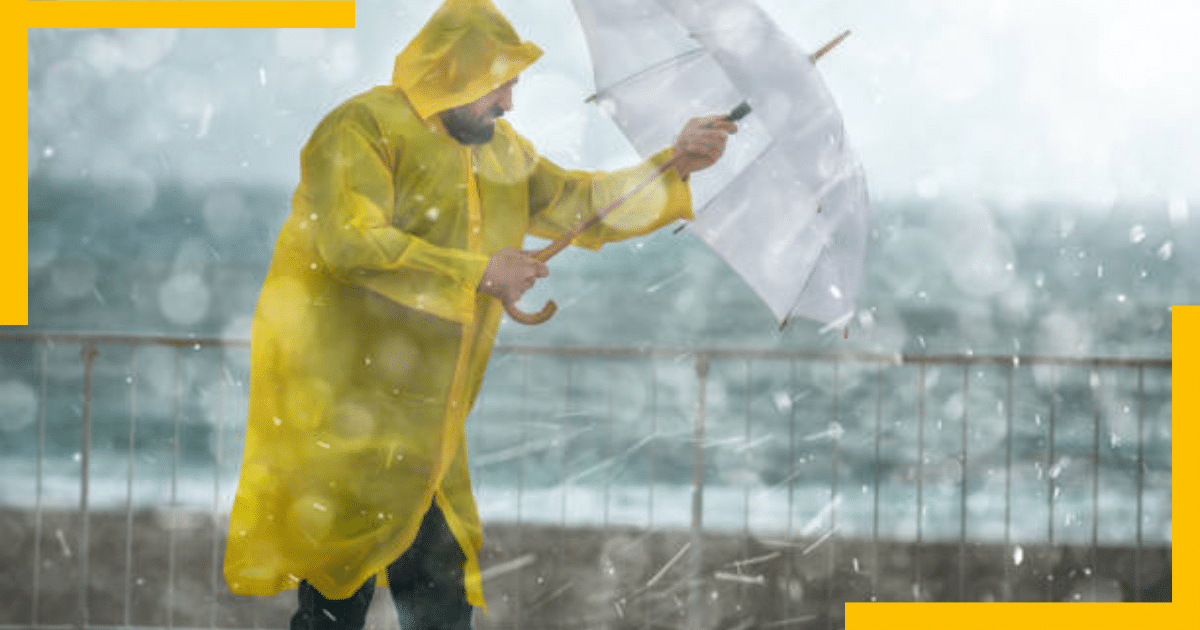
[501,241,561,325]
[502,296,558,325]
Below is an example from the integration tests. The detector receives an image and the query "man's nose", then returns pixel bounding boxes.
[498,85,515,111]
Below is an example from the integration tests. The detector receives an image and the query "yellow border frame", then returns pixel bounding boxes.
[14,3,1192,629]
[22,1,356,29]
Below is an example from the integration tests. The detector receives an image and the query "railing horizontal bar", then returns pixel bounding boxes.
[494,344,1170,368]
[0,332,1171,368]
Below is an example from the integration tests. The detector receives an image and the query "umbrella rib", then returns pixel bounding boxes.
[692,136,779,218]
[585,47,707,103]
[693,101,852,219]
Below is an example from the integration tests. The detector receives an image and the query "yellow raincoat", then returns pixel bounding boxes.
[223,0,694,609]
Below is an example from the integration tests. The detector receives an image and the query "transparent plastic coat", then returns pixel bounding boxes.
[223,0,694,608]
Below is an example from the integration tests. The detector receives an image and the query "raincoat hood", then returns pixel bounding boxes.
[393,0,544,121]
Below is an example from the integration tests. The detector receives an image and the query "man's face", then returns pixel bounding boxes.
[440,78,518,145]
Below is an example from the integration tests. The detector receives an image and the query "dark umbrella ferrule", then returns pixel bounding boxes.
[727,101,752,122]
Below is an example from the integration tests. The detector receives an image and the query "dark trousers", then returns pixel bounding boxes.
[290,504,473,630]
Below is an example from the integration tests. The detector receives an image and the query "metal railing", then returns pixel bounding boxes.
[0,332,1173,629]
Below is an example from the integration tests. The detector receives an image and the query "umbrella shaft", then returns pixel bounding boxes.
[534,156,679,262]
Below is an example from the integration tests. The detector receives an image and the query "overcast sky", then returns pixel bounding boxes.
[26,0,1200,210]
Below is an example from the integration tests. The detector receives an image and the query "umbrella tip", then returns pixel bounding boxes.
[810,29,852,64]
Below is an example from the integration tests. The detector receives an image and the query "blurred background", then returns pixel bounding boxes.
[10,0,1193,627]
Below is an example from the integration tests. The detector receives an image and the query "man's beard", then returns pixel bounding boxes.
[440,104,503,145]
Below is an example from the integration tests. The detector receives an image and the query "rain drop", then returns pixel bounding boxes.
[1049,457,1068,479]
[598,98,617,118]
[1129,225,1146,243]
[772,391,792,413]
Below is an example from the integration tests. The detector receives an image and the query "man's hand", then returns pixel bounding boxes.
[673,114,738,179]
[478,247,549,304]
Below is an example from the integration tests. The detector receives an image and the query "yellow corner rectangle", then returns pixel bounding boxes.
[849,305,1192,627]
[6,27,28,325]
[24,1,355,29]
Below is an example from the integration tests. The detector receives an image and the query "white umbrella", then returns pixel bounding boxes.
[568,0,871,330]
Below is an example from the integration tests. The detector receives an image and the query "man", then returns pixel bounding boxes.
[222,0,735,628]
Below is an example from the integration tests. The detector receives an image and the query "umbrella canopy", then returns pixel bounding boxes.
[570,0,870,329]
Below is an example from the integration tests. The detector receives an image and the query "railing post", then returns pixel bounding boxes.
[79,343,98,628]
[32,342,49,627]
[688,353,709,630]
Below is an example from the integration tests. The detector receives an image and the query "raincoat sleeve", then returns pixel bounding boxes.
[303,105,490,324]
[525,144,694,250]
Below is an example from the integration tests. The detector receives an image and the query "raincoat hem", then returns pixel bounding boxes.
[435,489,487,610]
